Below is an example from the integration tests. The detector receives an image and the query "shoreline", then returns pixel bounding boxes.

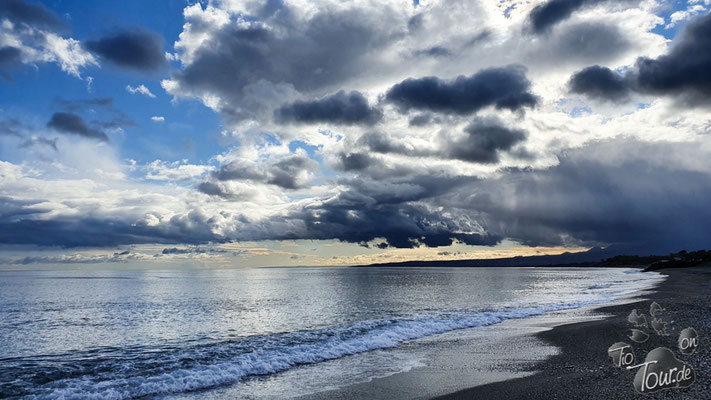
[295,267,671,400]
[436,266,710,399]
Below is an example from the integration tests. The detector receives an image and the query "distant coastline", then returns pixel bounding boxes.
[355,247,711,271]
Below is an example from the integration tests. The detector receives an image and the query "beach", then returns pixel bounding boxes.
[441,266,711,400]
[299,267,709,400]
[443,266,711,399]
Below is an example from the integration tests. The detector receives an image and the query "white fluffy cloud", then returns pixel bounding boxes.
[145,159,213,181]
[0,17,97,78]
[667,0,709,28]
[126,84,156,98]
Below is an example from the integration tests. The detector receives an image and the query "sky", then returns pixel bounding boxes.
[1,0,711,268]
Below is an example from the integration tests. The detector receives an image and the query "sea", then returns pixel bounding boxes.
[0,266,664,399]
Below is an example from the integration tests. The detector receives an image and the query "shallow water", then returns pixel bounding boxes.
[0,266,664,399]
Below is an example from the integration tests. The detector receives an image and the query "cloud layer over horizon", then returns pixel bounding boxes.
[2,0,711,264]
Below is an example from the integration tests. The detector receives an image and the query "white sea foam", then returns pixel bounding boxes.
[21,269,664,400]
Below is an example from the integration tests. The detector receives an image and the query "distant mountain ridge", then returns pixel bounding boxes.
[357,246,711,270]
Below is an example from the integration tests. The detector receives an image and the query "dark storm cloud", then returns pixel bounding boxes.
[331,151,416,181]
[52,97,136,130]
[0,176,499,249]
[289,200,499,248]
[258,175,499,248]
[199,154,319,197]
[569,65,630,101]
[3,139,710,252]
[548,22,630,64]
[196,181,231,198]
[0,46,22,81]
[385,66,537,115]
[0,218,218,248]
[263,138,711,252]
[0,47,21,64]
[444,119,527,164]
[0,0,67,32]
[275,91,382,125]
[267,155,319,189]
[168,2,404,122]
[353,118,527,164]
[85,28,166,72]
[46,112,108,141]
[569,13,711,103]
[336,152,379,172]
[528,0,605,33]
[445,139,711,253]
[212,159,268,182]
[634,12,711,100]
[0,198,228,247]
[356,131,421,156]
[195,181,257,201]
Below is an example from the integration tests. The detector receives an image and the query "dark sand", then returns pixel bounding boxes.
[437,266,711,400]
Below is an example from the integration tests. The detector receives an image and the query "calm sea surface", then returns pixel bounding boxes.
[0,266,664,399]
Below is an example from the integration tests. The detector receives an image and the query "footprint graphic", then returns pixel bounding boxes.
[651,318,670,336]
[629,329,649,343]
[628,309,648,328]
[650,302,665,317]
